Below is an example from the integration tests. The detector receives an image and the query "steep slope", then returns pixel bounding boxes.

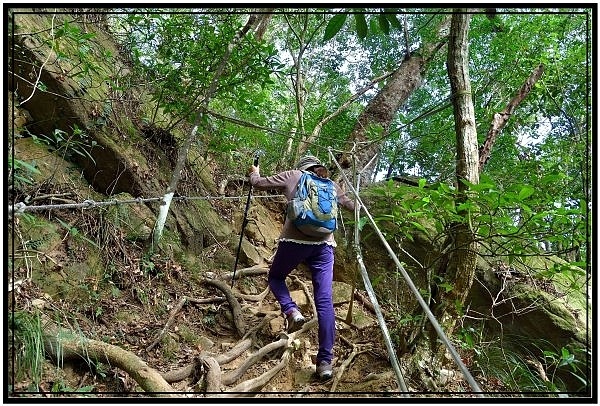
[7,10,589,398]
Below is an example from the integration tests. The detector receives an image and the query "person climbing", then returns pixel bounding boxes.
[248,155,355,381]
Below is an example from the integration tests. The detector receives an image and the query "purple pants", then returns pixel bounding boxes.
[269,240,335,364]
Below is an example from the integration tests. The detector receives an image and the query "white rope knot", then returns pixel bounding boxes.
[82,199,95,208]
[11,202,27,216]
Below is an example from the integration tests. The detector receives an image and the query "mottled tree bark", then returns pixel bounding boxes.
[42,316,177,395]
[336,15,451,183]
[437,10,479,336]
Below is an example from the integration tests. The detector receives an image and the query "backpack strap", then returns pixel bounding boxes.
[296,171,310,200]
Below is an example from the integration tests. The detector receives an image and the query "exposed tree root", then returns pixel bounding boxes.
[34,261,328,396]
[41,315,178,396]
[201,355,222,392]
[162,361,197,384]
[234,286,270,302]
[228,317,318,394]
[350,370,394,391]
[335,315,361,330]
[225,349,292,395]
[187,296,227,305]
[146,297,187,352]
[330,343,371,392]
[354,290,386,316]
[202,279,245,337]
[221,322,316,396]
[290,274,316,315]
[222,337,287,385]
[221,319,317,393]
[162,338,253,384]
[241,313,276,341]
[163,317,316,395]
[37,286,321,396]
[221,265,268,281]
[214,338,253,365]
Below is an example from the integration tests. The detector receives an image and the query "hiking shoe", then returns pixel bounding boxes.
[285,308,306,333]
[316,361,333,380]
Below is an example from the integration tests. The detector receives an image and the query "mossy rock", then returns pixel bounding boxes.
[104,192,155,242]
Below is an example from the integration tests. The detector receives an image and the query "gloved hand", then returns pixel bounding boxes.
[247,165,259,176]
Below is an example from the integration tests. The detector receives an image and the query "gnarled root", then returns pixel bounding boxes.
[41,315,177,396]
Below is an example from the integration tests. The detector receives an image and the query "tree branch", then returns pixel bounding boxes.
[478,64,545,172]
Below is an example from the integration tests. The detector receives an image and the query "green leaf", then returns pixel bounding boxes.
[323,14,347,42]
[357,217,369,231]
[439,282,453,293]
[354,13,368,39]
[439,182,452,194]
[558,354,575,367]
[456,201,475,212]
[478,225,490,237]
[378,14,390,34]
[410,221,428,234]
[418,178,426,189]
[517,185,535,200]
[540,173,562,184]
[386,13,402,29]
[14,159,41,175]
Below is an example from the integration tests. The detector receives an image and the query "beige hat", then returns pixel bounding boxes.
[295,155,325,171]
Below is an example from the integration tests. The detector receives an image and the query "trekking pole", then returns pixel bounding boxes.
[231,150,263,288]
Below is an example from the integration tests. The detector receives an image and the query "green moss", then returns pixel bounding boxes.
[160,335,180,361]
[508,283,586,341]
[178,325,201,346]
[105,193,154,241]
[114,311,136,323]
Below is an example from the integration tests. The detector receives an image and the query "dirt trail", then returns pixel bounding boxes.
[10,251,402,397]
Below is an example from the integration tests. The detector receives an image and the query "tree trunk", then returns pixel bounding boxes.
[338,55,424,182]
[437,10,479,337]
[337,15,451,182]
[296,71,393,158]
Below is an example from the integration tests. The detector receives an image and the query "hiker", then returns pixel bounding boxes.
[248,155,355,381]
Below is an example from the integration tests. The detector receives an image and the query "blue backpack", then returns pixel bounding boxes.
[287,171,338,237]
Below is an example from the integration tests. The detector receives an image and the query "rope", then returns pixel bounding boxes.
[328,147,484,396]
[350,151,409,395]
[11,149,482,394]
[8,193,283,216]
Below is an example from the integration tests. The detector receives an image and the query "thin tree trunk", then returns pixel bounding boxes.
[439,10,479,335]
[339,55,424,182]
[285,14,311,163]
[296,71,393,157]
